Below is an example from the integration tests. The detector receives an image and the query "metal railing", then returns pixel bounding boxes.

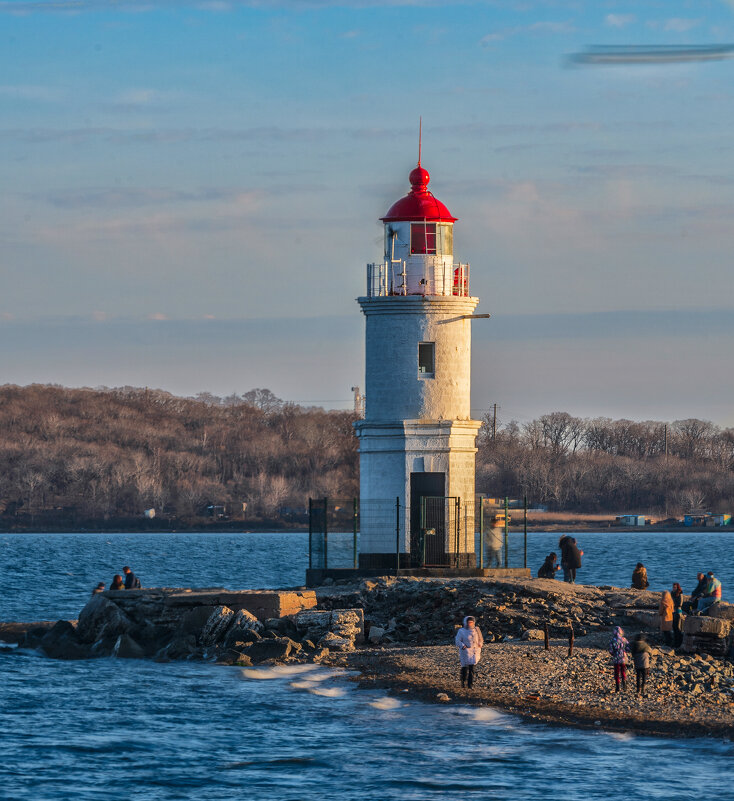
[366,261,470,298]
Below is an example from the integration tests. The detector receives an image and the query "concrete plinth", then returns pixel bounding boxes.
[306,567,531,587]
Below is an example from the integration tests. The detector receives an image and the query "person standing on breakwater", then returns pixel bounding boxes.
[659,591,674,646]
[631,563,649,590]
[486,517,503,568]
[559,536,583,583]
[671,582,684,648]
[631,633,653,697]
[608,626,630,693]
[455,615,484,690]
[110,574,125,591]
[123,566,141,589]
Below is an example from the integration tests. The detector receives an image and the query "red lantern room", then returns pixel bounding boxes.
[367,160,468,297]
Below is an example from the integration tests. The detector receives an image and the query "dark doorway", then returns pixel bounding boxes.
[410,472,444,566]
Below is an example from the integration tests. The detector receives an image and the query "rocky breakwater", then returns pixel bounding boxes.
[12,587,364,666]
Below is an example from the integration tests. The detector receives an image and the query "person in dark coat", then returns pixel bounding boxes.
[631,563,649,590]
[565,538,583,584]
[110,574,125,591]
[558,536,572,582]
[538,552,560,579]
[671,582,684,647]
[123,566,141,589]
[683,573,706,613]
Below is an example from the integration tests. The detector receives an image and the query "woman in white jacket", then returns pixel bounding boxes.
[455,615,484,689]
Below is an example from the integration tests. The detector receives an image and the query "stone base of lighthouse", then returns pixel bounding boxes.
[354,418,481,569]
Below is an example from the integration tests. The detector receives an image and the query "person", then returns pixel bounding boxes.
[659,590,674,646]
[682,572,706,613]
[485,518,503,568]
[538,552,560,579]
[123,566,141,589]
[698,572,722,615]
[671,582,684,647]
[558,535,572,582]
[455,615,484,690]
[608,626,630,693]
[91,582,105,595]
[631,563,649,590]
[630,633,653,697]
[564,537,583,584]
[110,574,125,591]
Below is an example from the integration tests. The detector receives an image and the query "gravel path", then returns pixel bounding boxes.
[343,638,734,739]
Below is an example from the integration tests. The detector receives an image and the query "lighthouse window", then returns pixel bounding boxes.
[411,223,437,255]
[418,342,435,376]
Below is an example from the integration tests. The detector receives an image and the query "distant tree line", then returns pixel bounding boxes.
[0,386,731,527]
[0,384,358,526]
[476,411,734,514]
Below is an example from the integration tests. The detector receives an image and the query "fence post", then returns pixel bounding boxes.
[395,496,400,575]
[479,498,484,570]
[353,497,358,569]
[504,496,509,568]
[308,497,313,570]
[323,497,328,570]
[523,495,528,569]
[420,496,426,567]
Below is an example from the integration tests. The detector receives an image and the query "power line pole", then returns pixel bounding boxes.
[664,423,668,461]
[492,403,497,440]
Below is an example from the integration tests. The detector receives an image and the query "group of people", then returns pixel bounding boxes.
[92,566,141,595]
[631,565,723,647]
[608,628,655,696]
[537,535,583,583]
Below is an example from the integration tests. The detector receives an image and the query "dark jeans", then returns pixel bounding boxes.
[460,665,475,688]
[673,613,683,647]
[636,668,649,693]
[662,630,673,646]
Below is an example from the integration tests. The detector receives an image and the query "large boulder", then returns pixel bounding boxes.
[40,621,90,660]
[224,626,261,649]
[231,608,263,633]
[113,634,146,659]
[200,606,235,646]
[709,603,734,621]
[179,605,218,636]
[683,615,731,638]
[243,637,296,663]
[157,633,197,660]
[76,595,132,643]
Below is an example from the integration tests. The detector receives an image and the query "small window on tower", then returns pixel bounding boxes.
[411,223,437,255]
[418,342,435,377]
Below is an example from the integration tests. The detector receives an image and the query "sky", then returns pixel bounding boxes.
[1,0,734,426]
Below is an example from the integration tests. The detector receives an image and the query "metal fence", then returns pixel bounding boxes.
[309,495,529,571]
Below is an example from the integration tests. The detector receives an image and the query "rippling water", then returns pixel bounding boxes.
[1,530,732,621]
[2,532,733,800]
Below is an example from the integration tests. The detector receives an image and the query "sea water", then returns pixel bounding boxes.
[1,532,733,800]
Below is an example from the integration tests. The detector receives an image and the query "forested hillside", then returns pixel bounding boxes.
[0,385,732,529]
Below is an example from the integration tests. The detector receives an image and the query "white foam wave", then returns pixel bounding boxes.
[368,697,401,710]
[307,686,346,698]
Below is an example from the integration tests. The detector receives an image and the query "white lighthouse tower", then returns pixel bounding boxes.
[355,155,483,570]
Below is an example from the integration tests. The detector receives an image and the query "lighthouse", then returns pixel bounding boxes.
[355,155,483,570]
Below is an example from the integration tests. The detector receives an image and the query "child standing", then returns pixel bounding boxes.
[608,626,630,693]
[455,615,484,689]
[630,633,653,697]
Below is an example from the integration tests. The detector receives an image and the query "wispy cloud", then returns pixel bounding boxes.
[36,186,249,209]
[604,14,635,29]
[0,84,64,101]
[646,17,702,33]
[482,20,576,44]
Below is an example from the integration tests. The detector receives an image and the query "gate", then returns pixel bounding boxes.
[417,496,460,567]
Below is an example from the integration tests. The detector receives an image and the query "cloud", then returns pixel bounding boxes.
[604,14,635,29]
[37,186,248,209]
[481,20,575,44]
[663,18,701,33]
[0,84,64,101]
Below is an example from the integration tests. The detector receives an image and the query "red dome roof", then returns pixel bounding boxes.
[381,163,457,223]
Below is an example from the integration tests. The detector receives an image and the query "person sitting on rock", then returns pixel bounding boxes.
[608,626,630,693]
[110,574,125,591]
[123,566,141,589]
[698,572,722,615]
[538,552,560,579]
[683,572,706,613]
[659,590,674,646]
[91,582,105,595]
[631,563,649,590]
[630,633,653,697]
[455,615,484,690]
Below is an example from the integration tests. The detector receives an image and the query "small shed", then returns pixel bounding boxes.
[616,514,646,527]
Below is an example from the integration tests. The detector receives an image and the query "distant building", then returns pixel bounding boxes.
[616,514,646,526]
